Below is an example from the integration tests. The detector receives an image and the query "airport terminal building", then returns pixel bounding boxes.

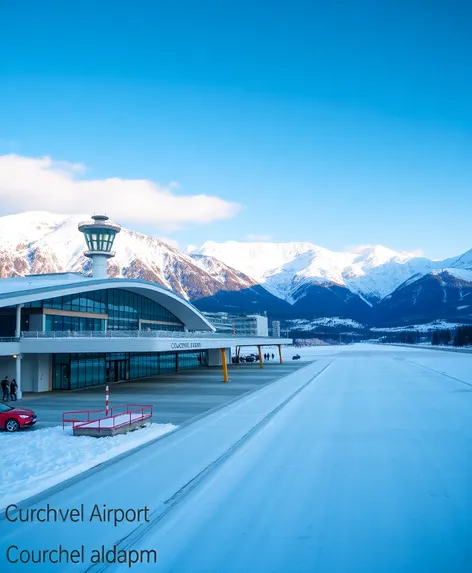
[0,216,285,397]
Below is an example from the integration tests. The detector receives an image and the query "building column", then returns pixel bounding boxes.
[221,348,229,383]
[257,345,264,368]
[15,354,22,399]
[15,304,23,338]
[278,344,283,364]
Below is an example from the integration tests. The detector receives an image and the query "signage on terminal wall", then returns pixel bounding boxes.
[171,342,202,350]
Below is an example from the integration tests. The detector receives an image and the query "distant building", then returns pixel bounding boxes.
[272,320,281,338]
[202,312,269,337]
[200,312,233,334]
[232,314,268,337]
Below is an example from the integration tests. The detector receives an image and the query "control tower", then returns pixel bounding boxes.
[78,215,121,278]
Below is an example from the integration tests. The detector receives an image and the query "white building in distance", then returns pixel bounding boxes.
[202,312,269,337]
[272,321,281,338]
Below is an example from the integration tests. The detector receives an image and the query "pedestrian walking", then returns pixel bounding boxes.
[272,353,275,360]
[1,376,10,401]
[10,379,18,401]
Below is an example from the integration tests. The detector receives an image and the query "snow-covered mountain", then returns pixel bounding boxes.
[187,240,472,325]
[0,212,471,327]
[187,241,459,303]
[0,212,285,313]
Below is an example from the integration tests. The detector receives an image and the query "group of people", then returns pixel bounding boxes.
[231,352,278,364]
[1,376,18,401]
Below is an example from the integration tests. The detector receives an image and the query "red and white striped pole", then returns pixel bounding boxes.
[105,385,109,416]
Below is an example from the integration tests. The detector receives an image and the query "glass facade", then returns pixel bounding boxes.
[83,227,117,252]
[24,288,184,331]
[52,351,209,390]
[45,315,106,332]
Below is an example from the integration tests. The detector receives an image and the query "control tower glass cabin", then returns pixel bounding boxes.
[78,215,121,278]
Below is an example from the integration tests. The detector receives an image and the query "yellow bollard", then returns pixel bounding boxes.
[221,348,229,383]
[278,344,283,364]
[258,345,264,368]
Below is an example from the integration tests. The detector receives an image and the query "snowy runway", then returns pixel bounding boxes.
[140,348,472,573]
[1,345,472,572]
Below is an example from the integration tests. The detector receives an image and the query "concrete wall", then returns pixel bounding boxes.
[207,348,232,366]
[0,355,50,396]
[20,354,52,392]
[19,336,287,355]
[0,342,21,357]
[38,354,52,392]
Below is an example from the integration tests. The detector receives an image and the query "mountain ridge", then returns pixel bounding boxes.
[189,240,468,303]
[0,211,471,328]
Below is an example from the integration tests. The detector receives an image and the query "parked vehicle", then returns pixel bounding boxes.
[292,354,301,360]
[245,355,256,362]
[0,401,37,432]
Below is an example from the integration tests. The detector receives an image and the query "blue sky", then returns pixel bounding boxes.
[0,0,471,259]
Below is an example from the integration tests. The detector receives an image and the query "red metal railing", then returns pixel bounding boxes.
[62,404,153,431]
[62,408,105,429]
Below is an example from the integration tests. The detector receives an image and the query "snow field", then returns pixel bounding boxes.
[0,423,176,510]
[371,320,469,333]
[287,316,365,329]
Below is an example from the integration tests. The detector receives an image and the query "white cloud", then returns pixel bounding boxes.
[0,154,241,231]
[246,233,273,241]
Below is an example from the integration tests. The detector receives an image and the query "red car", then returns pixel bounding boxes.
[0,401,37,432]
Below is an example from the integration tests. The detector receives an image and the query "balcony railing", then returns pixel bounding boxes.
[20,330,271,339]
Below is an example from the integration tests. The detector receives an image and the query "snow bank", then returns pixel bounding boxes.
[287,317,365,330]
[0,423,176,510]
[372,320,469,333]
